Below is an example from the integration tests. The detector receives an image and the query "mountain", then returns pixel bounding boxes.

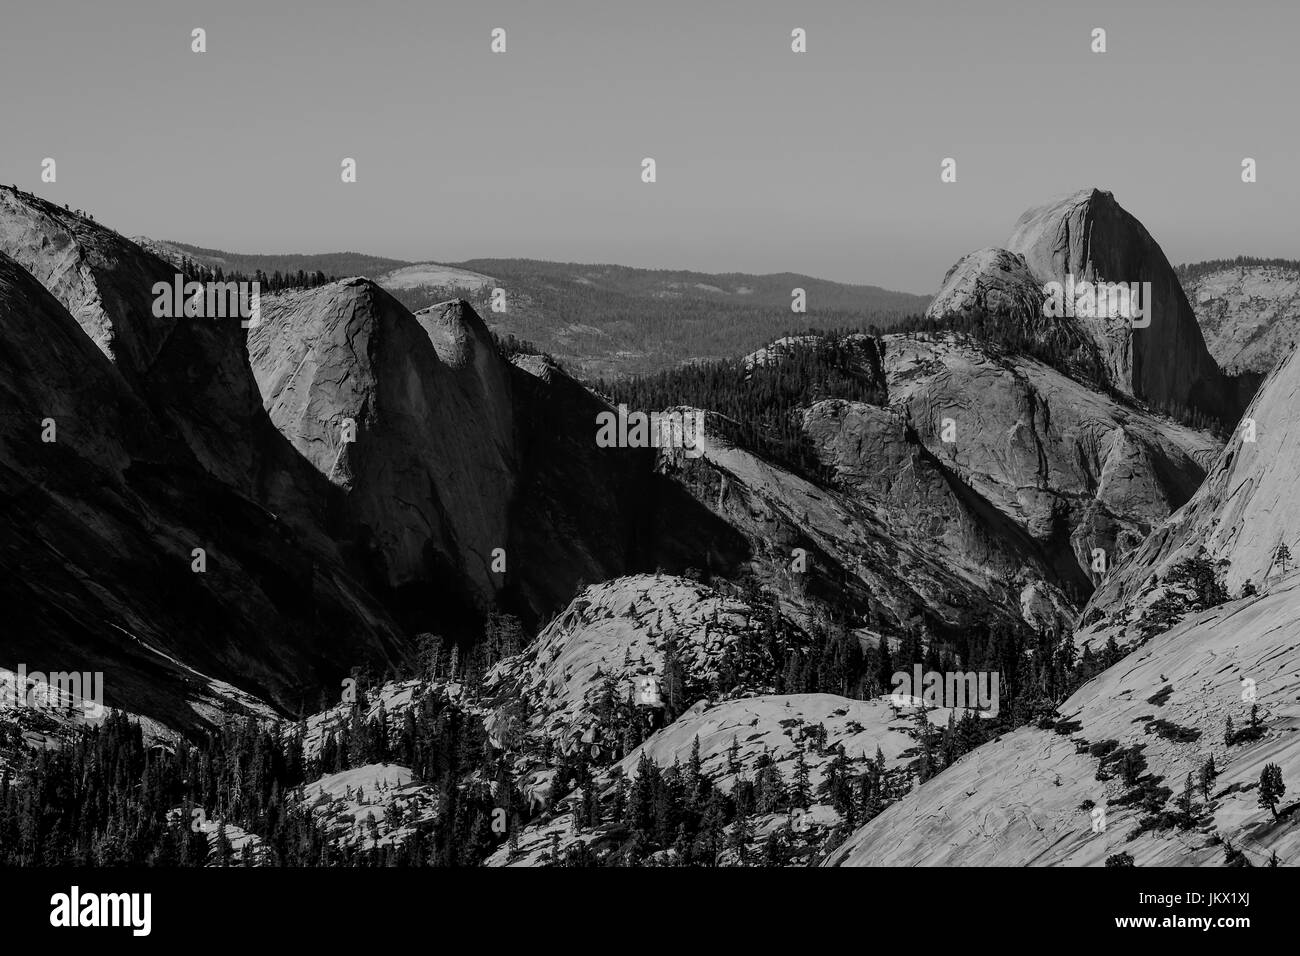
[133,239,933,380]
[929,188,1254,423]
[5,181,1293,869]
[612,325,1221,640]
[824,295,1300,868]
[135,238,409,284]
[1179,260,1300,375]
[389,259,931,379]
[247,279,749,630]
[248,282,518,614]
[0,187,409,728]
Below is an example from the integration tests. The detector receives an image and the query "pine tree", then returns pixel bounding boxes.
[1258,763,1286,819]
[1177,772,1197,829]
[1275,542,1292,574]
[727,811,753,865]
[792,746,812,809]
[1200,755,1218,801]
[875,633,894,696]
[688,734,703,796]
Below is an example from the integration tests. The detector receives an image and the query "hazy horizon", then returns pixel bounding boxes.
[3,0,1296,294]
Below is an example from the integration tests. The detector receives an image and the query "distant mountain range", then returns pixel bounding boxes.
[144,240,1300,384]
[138,241,933,378]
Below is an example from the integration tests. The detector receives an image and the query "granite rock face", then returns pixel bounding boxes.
[0,247,407,729]
[249,282,745,626]
[0,187,348,535]
[926,247,1044,323]
[825,579,1300,867]
[796,333,1219,606]
[249,282,516,600]
[1082,335,1300,621]
[930,188,1236,418]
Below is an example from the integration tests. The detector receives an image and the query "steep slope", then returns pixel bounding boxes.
[1081,337,1300,627]
[1184,263,1300,375]
[826,579,1300,867]
[865,334,1219,590]
[0,250,406,729]
[248,282,748,625]
[680,417,1063,634]
[684,331,1219,632]
[0,186,335,525]
[248,283,516,608]
[1007,188,1227,413]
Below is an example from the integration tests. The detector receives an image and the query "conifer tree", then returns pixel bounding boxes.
[1259,763,1286,819]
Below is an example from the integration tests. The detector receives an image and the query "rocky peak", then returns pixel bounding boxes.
[929,187,1237,419]
[249,281,517,602]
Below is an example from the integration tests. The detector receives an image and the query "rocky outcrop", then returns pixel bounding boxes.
[874,334,1218,589]
[482,574,765,753]
[926,247,1044,323]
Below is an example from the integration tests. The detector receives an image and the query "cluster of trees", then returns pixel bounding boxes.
[889,311,1108,389]
[178,256,336,294]
[0,712,323,866]
[600,331,887,480]
[1175,257,1300,284]
[1136,550,1233,641]
[432,259,923,379]
[0,669,522,867]
[542,732,907,866]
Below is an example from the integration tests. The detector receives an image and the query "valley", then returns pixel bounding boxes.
[1,183,1297,869]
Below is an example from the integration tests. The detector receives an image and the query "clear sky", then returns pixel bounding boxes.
[1,0,1294,292]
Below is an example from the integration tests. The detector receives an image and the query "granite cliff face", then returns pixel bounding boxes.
[930,188,1242,419]
[248,282,748,627]
[249,282,516,604]
[0,241,407,730]
[1081,334,1300,624]
[0,188,325,524]
[701,331,1219,631]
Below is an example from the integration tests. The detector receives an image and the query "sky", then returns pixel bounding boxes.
[1,0,1295,293]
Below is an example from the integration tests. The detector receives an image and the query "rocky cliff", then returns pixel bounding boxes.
[930,188,1242,420]
[0,243,407,729]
